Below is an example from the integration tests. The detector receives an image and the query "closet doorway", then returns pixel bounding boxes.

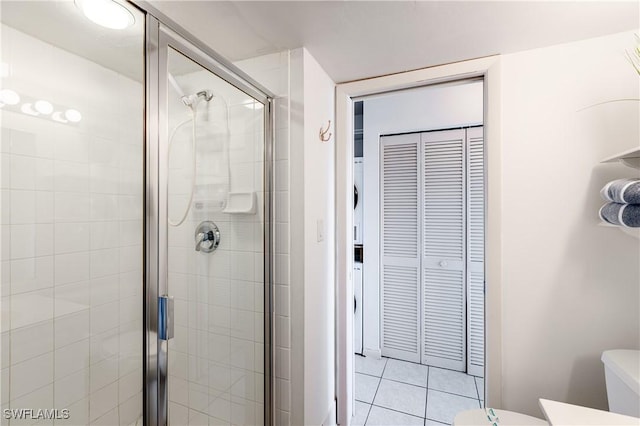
[352,80,486,425]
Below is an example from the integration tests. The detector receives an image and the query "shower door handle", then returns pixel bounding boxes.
[158,295,174,341]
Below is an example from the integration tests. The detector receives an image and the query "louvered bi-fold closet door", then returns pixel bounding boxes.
[380,134,421,363]
[466,126,485,377]
[421,129,466,371]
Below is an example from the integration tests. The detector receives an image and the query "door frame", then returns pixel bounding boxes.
[140,4,275,424]
[335,56,502,425]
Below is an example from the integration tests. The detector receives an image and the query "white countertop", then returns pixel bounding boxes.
[539,399,640,425]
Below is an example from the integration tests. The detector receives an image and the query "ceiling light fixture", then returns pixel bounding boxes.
[65,109,83,123]
[52,112,69,123]
[0,90,82,125]
[35,100,54,115]
[0,89,20,106]
[21,103,39,116]
[75,0,135,30]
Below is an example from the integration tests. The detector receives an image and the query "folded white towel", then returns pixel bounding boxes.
[600,178,640,204]
[599,202,640,227]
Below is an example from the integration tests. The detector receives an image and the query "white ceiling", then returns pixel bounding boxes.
[1,1,638,84]
[148,1,640,83]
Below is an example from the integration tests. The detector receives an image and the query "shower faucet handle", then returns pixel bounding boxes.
[194,221,220,253]
[195,232,213,251]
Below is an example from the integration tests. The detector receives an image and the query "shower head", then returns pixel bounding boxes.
[181,90,214,108]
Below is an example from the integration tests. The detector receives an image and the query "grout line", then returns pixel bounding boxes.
[427,388,479,400]
[358,372,427,389]
[425,416,449,425]
[363,358,387,425]
[361,401,372,426]
[424,365,429,419]
[369,403,424,421]
[355,371,384,380]
[474,376,480,400]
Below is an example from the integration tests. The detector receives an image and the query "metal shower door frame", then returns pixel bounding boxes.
[142,10,274,425]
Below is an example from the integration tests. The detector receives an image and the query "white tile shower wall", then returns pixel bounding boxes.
[0,25,143,425]
[235,51,291,426]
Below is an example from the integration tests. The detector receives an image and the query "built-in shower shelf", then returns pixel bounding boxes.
[223,192,257,214]
[601,147,640,170]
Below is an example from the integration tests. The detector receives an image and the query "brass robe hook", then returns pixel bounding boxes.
[319,120,332,142]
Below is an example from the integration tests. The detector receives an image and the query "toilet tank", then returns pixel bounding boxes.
[601,350,640,417]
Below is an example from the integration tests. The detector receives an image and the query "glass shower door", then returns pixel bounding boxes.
[1,2,145,425]
[158,32,269,426]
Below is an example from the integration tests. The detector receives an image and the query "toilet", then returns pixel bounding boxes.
[453,349,640,425]
[602,349,640,417]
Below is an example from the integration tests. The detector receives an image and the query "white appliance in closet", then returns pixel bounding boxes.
[354,159,364,244]
[354,159,364,354]
[379,126,484,377]
[353,262,363,354]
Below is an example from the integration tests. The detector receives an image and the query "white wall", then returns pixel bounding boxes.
[302,49,336,426]
[289,47,337,426]
[499,30,640,416]
[361,83,483,355]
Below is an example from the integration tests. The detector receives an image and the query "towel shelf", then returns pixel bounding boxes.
[599,147,640,238]
[598,221,640,238]
[601,147,640,170]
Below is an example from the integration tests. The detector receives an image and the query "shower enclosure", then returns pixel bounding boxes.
[0,2,272,425]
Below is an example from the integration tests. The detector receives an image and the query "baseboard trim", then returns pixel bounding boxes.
[362,348,382,359]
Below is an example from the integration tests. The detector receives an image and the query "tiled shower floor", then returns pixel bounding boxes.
[354,356,484,426]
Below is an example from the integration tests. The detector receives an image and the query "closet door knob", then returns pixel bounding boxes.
[439,260,448,267]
